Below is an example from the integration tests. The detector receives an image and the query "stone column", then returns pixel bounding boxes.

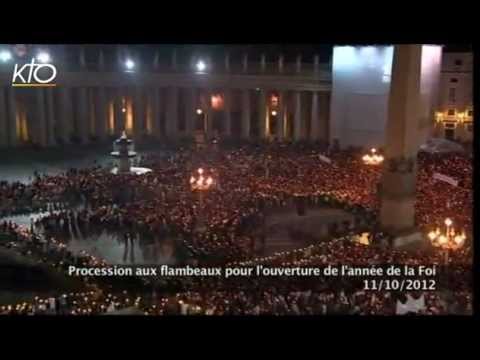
[133,87,144,140]
[171,49,177,70]
[153,51,159,71]
[6,88,17,147]
[225,53,230,72]
[96,87,107,141]
[77,87,89,144]
[296,55,302,73]
[278,55,284,73]
[79,46,86,70]
[185,87,196,136]
[0,88,7,147]
[58,87,73,144]
[241,89,251,139]
[380,45,423,237]
[320,92,329,142]
[258,89,267,139]
[114,88,124,134]
[99,50,105,71]
[116,45,123,69]
[223,88,232,137]
[293,91,302,141]
[151,87,161,138]
[135,53,142,73]
[242,54,248,73]
[314,55,319,73]
[45,88,56,146]
[205,89,213,138]
[310,91,319,141]
[276,90,286,140]
[35,89,47,147]
[166,87,178,137]
[260,54,266,72]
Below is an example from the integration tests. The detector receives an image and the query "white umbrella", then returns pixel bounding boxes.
[419,138,465,154]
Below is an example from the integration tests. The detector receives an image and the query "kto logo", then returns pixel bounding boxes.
[12,58,57,87]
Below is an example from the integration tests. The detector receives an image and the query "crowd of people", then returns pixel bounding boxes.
[0,141,473,315]
[0,221,472,315]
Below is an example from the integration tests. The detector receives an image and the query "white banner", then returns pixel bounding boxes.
[433,173,458,187]
[318,154,332,164]
[396,294,426,315]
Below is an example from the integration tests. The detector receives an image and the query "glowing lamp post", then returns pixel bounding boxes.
[362,148,384,166]
[36,52,51,63]
[195,60,206,73]
[0,50,12,62]
[189,168,215,231]
[125,59,135,72]
[190,168,214,191]
[428,218,466,265]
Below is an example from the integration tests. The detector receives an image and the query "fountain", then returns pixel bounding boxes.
[110,131,152,175]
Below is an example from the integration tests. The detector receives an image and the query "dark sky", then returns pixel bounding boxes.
[443,44,472,52]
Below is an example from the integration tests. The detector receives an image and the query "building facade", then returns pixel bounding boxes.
[0,45,331,148]
[433,52,473,143]
[330,45,443,150]
[0,45,472,149]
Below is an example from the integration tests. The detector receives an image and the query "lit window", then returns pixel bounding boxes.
[210,94,224,110]
[448,109,455,116]
[270,94,279,107]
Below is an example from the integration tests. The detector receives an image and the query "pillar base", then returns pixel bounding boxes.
[380,194,415,230]
[389,229,425,248]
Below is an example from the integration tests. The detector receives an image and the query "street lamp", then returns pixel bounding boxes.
[125,59,135,71]
[190,168,214,191]
[36,52,51,63]
[428,217,466,265]
[427,217,466,306]
[362,148,384,165]
[196,108,203,115]
[196,60,206,72]
[189,168,215,232]
[0,50,12,62]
